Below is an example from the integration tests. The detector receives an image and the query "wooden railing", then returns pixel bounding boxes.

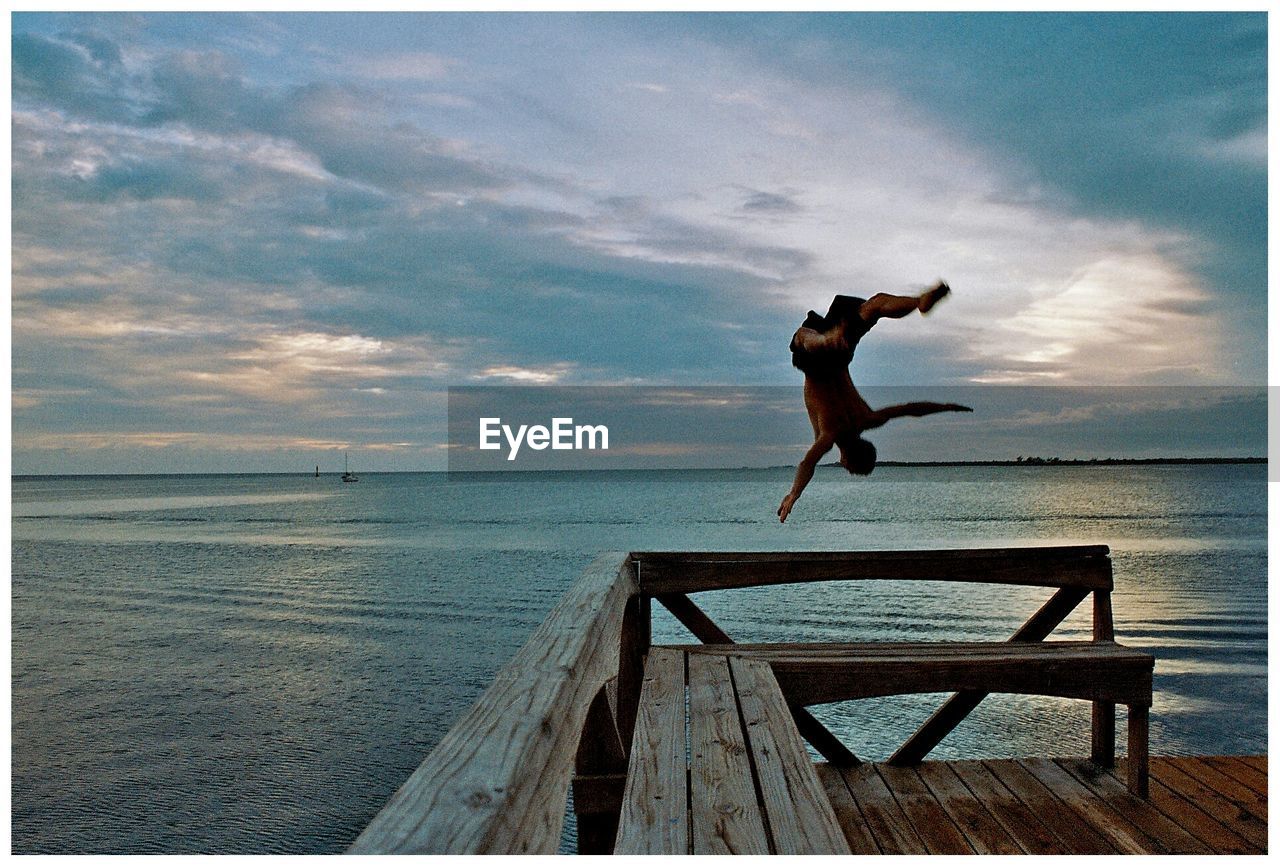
[349,545,1143,854]
[348,552,639,854]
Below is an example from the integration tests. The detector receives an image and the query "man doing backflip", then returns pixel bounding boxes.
[778,281,971,523]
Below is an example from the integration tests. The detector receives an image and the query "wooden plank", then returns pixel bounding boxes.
[915,762,1024,854]
[1202,755,1268,797]
[349,553,635,854]
[614,648,689,855]
[1238,755,1268,774]
[1102,766,1257,854]
[981,759,1119,854]
[838,763,927,854]
[814,763,880,854]
[769,649,1154,707]
[637,544,1112,561]
[657,598,860,766]
[1017,758,1162,853]
[946,760,1068,854]
[727,658,851,854]
[1055,759,1211,854]
[1180,757,1267,821]
[687,653,770,854]
[874,764,974,853]
[681,639,1134,656]
[890,586,1089,765]
[635,546,1113,594]
[1143,757,1267,850]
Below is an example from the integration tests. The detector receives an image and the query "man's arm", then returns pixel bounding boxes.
[863,402,972,430]
[778,437,834,523]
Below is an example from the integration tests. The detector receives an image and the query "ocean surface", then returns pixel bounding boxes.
[11,465,1268,853]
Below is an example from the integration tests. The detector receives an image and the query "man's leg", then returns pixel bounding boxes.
[859,281,950,324]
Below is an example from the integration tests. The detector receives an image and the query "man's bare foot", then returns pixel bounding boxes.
[918,280,951,314]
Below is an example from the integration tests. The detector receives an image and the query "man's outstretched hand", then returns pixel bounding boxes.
[778,492,797,523]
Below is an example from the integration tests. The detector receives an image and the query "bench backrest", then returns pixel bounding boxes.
[632,545,1112,595]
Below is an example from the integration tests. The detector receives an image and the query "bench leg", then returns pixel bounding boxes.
[1126,704,1149,798]
[1091,700,1115,767]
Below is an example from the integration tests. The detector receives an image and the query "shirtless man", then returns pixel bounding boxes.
[778,281,971,523]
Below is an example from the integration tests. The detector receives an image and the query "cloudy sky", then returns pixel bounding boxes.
[11,12,1267,473]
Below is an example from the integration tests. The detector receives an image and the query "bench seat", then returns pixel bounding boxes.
[676,640,1155,705]
[614,647,852,854]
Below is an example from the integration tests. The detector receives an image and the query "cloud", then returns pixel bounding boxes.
[969,253,1223,384]
[477,364,573,384]
[737,188,802,215]
[346,51,455,81]
[9,13,1265,472]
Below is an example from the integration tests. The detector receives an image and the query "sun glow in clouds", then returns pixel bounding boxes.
[9,13,1264,472]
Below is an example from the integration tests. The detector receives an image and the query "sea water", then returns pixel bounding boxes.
[10,465,1267,852]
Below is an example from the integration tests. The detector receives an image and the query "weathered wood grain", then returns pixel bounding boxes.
[1142,757,1268,849]
[727,657,850,854]
[875,764,974,853]
[1105,764,1255,854]
[763,645,1153,707]
[1055,759,1210,854]
[614,647,689,855]
[656,597,860,766]
[1181,756,1268,821]
[824,757,1265,855]
[981,758,1119,854]
[915,761,1023,853]
[1018,757,1159,853]
[1202,755,1268,797]
[348,553,635,854]
[814,763,880,854]
[635,546,1113,594]
[839,763,928,853]
[687,653,770,854]
[946,760,1068,854]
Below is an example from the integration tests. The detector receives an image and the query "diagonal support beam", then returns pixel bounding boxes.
[887,586,1089,765]
[654,592,860,766]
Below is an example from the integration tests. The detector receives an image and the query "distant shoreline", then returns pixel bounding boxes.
[11,457,1267,479]
[854,457,1267,468]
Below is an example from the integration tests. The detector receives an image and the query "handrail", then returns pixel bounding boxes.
[634,545,1113,594]
[348,553,636,854]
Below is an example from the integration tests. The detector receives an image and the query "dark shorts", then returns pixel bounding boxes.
[790,294,871,372]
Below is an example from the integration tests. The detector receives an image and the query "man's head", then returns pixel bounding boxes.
[836,434,877,475]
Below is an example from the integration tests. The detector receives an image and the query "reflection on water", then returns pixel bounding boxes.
[11,465,1267,853]
[13,491,334,518]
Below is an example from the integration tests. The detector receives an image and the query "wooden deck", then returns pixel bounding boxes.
[349,549,1266,855]
[819,755,1267,854]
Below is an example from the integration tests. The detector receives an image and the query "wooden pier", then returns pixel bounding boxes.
[348,547,1267,855]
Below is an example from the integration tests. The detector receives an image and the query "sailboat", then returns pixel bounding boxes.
[342,452,359,483]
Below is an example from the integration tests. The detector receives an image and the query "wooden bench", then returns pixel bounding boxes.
[614,647,851,854]
[632,546,1155,800]
[350,546,1158,855]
